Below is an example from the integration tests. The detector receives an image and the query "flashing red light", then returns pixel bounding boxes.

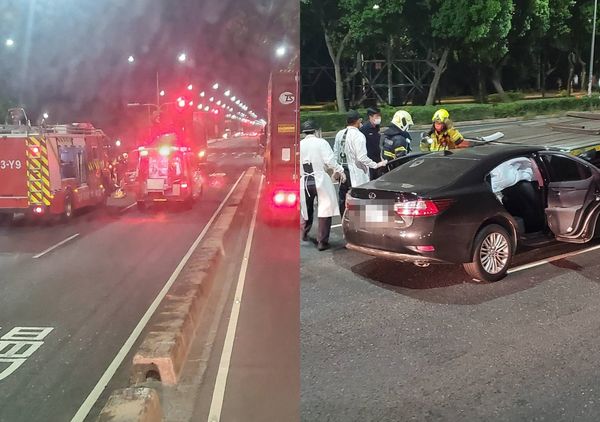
[394,199,453,217]
[33,206,43,214]
[181,182,188,188]
[29,146,41,157]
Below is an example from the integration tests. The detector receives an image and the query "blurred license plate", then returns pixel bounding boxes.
[365,205,387,223]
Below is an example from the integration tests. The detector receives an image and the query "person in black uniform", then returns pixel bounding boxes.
[360,107,383,180]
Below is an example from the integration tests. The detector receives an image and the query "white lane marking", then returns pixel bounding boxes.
[207,175,264,422]
[71,171,246,422]
[33,234,80,259]
[120,203,137,213]
[331,224,342,228]
[508,243,600,274]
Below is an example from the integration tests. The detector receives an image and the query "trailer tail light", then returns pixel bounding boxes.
[394,199,453,217]
[29,146,41,157]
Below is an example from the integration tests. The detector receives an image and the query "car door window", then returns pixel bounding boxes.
[541,154,591,182]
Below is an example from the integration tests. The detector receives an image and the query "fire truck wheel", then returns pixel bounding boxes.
[136,201,146,212]
[0,213,14,226]
[61,195,74,222]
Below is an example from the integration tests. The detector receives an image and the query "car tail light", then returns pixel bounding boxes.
[394,199,453,217]
[416,245,435,252]
[272,190,298,208]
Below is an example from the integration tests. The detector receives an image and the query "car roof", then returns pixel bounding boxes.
[429,144,545,163]
[371,144,548,194]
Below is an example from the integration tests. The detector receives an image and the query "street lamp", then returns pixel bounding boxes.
[200,91,205,97]
[276,46,286,57]
[42,112,49,119]
[128,55,135,63]
[212,83,219,90]
[160,90,165,97]
[5,38,14,47]
[589,0,598,97]
[187,84,193,91]
[224,90,231,97]
[115,139,122,147]
[373,4,380,10]
[178,52,187,63]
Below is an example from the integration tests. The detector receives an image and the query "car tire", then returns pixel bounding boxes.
[183,195,194,210]
[463,224,513,282]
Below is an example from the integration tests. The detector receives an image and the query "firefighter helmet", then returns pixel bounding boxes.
[391,110,413,132]
[432,109,450,123]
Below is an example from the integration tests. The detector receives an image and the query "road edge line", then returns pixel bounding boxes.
[207,174,264,422]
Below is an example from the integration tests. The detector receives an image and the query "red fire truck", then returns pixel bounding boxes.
[0,108,109,222]
[135,132,204,210]
[261,69,300,223]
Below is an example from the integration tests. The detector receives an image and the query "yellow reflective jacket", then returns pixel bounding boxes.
[429,127,463,151]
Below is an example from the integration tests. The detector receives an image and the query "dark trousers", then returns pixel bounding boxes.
[302,180,332,244]
[338,167,351,216]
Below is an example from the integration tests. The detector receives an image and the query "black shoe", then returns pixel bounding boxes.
[302,233,309,242]
[317,241,330,251]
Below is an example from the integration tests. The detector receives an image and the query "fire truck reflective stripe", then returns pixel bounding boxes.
[26,137,51,207]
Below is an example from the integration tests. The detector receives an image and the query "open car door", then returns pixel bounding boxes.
[539,152,600,242]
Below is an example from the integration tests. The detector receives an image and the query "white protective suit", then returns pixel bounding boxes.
[300,135,344,220]
[338,126,379,187]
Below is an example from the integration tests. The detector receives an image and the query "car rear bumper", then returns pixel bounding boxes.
[346,242,448,264]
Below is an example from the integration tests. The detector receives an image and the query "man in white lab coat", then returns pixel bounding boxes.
[300,120,345,251]
[334,110,387,214]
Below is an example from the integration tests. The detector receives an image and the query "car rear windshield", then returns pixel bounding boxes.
[379,155,481,191]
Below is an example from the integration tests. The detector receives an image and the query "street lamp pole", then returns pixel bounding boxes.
[589,0,598,97]
[156,71,160,107]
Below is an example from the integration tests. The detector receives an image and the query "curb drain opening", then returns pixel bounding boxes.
[145,370,161,382]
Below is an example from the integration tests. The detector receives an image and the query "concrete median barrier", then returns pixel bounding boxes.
[130,168,255,386]
[97,387,162,422]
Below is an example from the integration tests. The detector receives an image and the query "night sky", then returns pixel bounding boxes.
[0,0,298,138]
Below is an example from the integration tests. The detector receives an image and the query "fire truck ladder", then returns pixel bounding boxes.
[26,136,51,206]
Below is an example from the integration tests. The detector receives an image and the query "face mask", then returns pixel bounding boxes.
[373,118,382,125]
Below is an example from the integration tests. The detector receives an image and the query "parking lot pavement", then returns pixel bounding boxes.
[301,223,600,421]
